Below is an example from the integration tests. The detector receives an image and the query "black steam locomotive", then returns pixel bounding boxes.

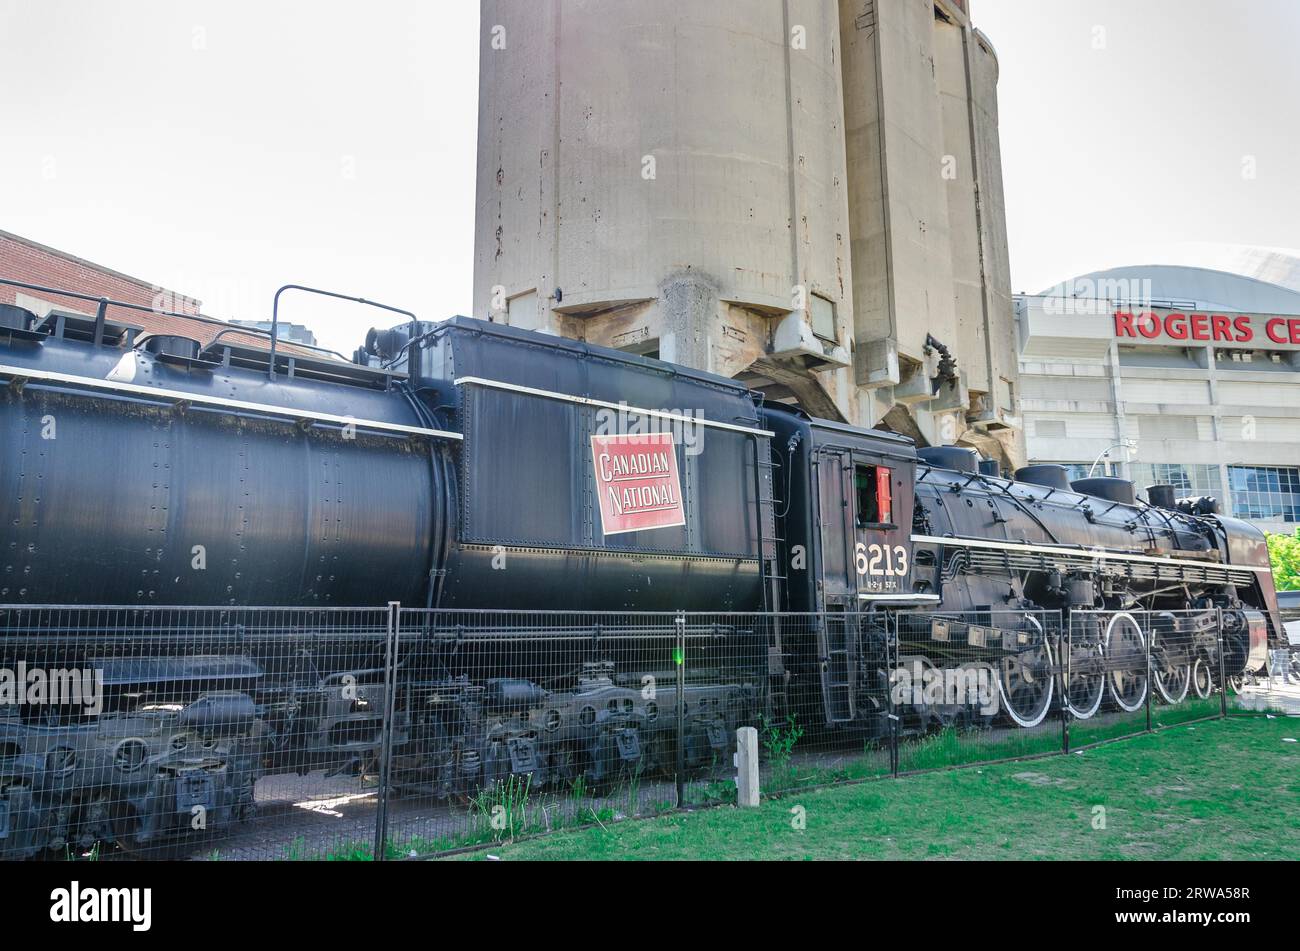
[0,285,1278,855]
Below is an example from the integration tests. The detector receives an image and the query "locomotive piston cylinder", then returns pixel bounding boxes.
[1065,576,1095,607]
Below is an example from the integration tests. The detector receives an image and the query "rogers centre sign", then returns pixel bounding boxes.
[1114,308,1300,350]
[590,432,686,535]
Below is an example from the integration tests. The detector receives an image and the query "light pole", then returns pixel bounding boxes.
[1087,441,1136,478]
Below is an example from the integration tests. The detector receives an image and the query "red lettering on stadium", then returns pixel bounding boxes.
[1112,309,1299,347]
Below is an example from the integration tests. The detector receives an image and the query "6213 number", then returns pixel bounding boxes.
[855,543,908,577]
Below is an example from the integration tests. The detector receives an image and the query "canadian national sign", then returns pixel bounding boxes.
[590,432,686,535]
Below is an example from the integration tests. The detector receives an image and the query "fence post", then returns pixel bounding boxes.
[1061,612,1071,755]
[1218,609,1228,719]
[735,726,760,806]
[374,600,400,861]
[1144,612,1153,733]
[889,612,900,777]
[674,611,686,808]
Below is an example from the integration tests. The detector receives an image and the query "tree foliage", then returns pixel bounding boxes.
[1266,531,1300,591]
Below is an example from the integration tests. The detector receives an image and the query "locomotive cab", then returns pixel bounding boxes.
[762,407,928,728]
[763,406,926,614]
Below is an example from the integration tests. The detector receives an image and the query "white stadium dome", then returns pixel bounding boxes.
[1040,246,1300,315]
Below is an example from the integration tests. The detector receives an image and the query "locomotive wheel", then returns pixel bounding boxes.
[1192,657,1215,700]
[996,636,1055,729]
[1103,613,1148,713]
[1063,640,1105,720]
[1151,629,1192,705]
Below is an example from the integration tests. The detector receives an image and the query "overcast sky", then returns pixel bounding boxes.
[0,0,481,354]
[2,1,1297,353]
[978,0,1300,292]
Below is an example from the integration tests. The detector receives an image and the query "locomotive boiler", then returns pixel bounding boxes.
[0,282,1280,856]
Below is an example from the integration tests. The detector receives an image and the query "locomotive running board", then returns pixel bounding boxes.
[0,363,463,441]
[858,592,942,603]
[911,534,1269,577]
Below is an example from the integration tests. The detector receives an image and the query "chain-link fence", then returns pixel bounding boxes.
[0,603,1285,861]
[0,605,410,860]
[1231,604,1300,718]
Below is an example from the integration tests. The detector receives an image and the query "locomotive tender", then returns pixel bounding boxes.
[0,285,1278,855]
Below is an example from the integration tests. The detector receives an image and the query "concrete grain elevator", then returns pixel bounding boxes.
[474,0,1023,466]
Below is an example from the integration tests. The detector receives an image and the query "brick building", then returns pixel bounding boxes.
[0,229,279,350]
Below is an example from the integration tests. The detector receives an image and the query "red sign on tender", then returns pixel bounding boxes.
[590,432,686,535]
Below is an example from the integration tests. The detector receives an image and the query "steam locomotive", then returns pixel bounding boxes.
[0,285,1278,855]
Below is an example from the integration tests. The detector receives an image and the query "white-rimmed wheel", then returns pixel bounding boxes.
[1103,612,1148,712]
[1063,634,1105,720]
[1192,656,1214,699]
[996,618,1055,729]
[1151,626,1192,704]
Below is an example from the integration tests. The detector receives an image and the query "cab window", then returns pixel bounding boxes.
[855,464,893,527]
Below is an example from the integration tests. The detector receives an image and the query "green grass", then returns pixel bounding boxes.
[1149,695,1225,728]
[688,698,1228,796]
[259,831,492,862]
[899,725,1063,772]
[445,716,1299,860]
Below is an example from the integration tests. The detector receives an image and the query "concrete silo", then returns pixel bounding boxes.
[475,0,854,419]
[474,0,1023,464]
[839,0,1020,461]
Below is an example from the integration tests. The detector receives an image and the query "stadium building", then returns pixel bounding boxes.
[1018,255,1300,534]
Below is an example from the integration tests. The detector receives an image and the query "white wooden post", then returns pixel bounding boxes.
[735,726,760,806]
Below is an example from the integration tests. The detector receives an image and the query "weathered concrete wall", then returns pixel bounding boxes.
[935,10,988,397]
[969,29,1021,428]
[838,0,1020,462]
[473,0,1023,463]
[841,0,959,380]
[475,0,854,417]
[932,8,1021,461]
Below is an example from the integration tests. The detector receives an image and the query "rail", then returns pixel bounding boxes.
[268,283,418,381]
[0,276,354,362]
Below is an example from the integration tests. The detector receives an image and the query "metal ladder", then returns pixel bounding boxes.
[820,610,857,723]
[759,451,790,712]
